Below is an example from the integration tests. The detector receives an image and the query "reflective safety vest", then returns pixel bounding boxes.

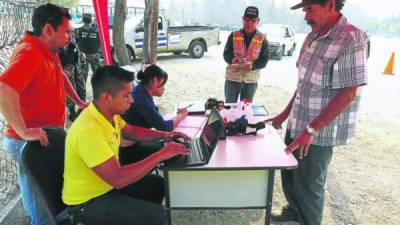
[225,30,265,83]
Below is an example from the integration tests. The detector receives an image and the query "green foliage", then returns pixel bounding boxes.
[37,0,79,7]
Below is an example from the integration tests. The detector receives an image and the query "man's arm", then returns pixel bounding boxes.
[122,123,190,142]
[285,86,359,158]
[265,91,296,129]
[0,82,49,145]
[92,142,188,189]
[62,70,87,109]
[223,32,234,64]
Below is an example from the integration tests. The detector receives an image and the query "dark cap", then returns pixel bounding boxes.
[243,6,259,19]
[290,0,327,10]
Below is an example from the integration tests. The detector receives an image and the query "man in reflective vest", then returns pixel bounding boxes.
[223,6,269,103]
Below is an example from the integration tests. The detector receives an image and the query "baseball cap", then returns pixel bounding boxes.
[243,6,259,19]
[290,0,327,10]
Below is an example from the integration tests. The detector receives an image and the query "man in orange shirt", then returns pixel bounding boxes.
[0,4,86,225]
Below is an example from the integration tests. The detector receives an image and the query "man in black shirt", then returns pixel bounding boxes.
[59,40,86,121]
[75,13,101,84]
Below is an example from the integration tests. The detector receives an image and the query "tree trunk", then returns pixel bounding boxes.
[113,0,130,66]
[143,0,159,64]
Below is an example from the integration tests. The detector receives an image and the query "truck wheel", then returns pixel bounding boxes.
[189,41,205,58]
[276,46,283,60]
[287,44,295,56]
[112,45,135,65]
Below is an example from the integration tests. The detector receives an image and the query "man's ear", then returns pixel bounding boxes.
[42,23,54,38]
[99,92,112,104]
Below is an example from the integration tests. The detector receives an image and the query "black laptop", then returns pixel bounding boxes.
[159,107,225,169]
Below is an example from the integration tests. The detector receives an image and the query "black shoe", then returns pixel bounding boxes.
[271,206,299,222]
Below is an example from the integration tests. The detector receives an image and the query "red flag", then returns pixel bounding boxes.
[92,0,112,65]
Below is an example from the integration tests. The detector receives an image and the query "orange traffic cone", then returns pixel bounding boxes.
[383,52,395,75]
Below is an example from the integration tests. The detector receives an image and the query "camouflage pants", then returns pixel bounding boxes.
[64,64,86,120]
[81,53,102,80]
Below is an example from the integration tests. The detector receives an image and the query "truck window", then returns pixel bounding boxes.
[158,17,163,30]
[135,18,162,32]
[136,22,144,33]
[285,28,291,37]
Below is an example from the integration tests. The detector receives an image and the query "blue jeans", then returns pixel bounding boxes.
[224,80,258,103]
[3,137,53,225]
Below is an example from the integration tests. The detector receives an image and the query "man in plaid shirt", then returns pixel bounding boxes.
[266,0,369,224]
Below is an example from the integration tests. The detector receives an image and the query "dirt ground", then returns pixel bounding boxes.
[121,32,400,225]
[2,31,398,225]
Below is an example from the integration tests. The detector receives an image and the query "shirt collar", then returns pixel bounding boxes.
[87,102,120,137]
[22,32,58,60]
[311,15,347,41]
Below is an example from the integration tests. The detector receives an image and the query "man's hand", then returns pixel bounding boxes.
[21,128,49,146]
[63,69,72,78]
[164,131,190,143]
[177,108,189,117]
[159,142,189,161]
[284,131,314,159]
[77,101,88,109]
[79,53,86,63]
[265,113,287,129]
[243,62,252,72]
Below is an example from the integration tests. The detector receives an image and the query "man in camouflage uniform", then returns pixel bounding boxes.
[75,13,101,85]
[59,40,86,121]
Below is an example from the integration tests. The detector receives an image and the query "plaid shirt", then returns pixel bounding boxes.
[287,16,369,146]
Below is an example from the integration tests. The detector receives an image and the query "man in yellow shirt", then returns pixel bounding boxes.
[62,66,189,225]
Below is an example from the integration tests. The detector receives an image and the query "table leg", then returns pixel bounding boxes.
[164,170,172,225]
[265,170,275,225]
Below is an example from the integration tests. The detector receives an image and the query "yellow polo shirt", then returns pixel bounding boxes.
[62,102,126,205]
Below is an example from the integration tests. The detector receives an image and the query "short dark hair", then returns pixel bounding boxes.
[320,0,345,11]
[32,3,71,36]
[91,66,135,99]
[335,0,345,11]
[82,14,92,24]
[137,64,168,86]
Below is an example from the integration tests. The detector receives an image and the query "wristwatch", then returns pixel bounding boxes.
[305,125,316,136]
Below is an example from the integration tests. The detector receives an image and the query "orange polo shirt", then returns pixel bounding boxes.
[0,32,66,139]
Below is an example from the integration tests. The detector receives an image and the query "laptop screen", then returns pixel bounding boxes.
[200,108,224,154]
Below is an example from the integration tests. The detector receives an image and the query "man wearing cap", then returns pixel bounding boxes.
[223,6,268,103]
[75,13,101,90]
[266,0,369,224]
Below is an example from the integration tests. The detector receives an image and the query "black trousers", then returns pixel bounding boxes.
[281,130,333,225]
[70,141,165,225]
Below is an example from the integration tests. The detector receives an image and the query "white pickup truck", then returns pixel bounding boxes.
[112,13,220,62]
[259,23,297,60]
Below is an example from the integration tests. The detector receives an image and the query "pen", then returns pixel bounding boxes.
[184,103,194,109]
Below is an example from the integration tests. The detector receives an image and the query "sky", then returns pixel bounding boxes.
[81,0,400,20]
[255,0,400,19]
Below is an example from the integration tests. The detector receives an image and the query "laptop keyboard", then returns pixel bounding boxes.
[188,139,205,163]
